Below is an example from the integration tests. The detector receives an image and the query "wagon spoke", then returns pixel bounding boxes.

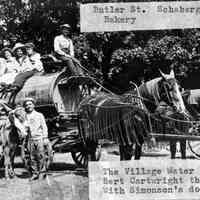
[83,156,88,168]
[71,151,89,168]
[188,141,200,159]
[79,154,85,163]
[78,154,83,162]
[76,152,82,160]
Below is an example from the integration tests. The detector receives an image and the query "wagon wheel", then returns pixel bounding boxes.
[71,151,88,168]
[71,144,101,168]
[0,145,3,167]
[188,141,200,159]
[0,154,4,167]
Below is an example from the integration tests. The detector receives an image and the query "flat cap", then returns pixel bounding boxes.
[24,42,35,49]
[23,97,36,106]
[60,24,71,29]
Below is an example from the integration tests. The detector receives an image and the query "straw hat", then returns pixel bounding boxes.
[12,43,26,53]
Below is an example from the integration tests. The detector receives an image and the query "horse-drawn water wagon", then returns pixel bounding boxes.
[1,65,200,171]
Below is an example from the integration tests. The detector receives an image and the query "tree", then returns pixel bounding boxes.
[0,0,199,91]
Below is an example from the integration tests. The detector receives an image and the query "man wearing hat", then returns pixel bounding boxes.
[25,42,43,72]
[23,97,48,180]
[54,24,83,75]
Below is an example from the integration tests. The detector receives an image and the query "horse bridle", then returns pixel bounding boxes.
[160,78,178,108]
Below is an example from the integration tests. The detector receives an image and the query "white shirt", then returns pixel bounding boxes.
[54,34,74,57]
[5,57,20,73]
[0,57,19,84]
[26,110,48,139]
[0,58,6,76]
[29,52,43,72]
[17,56,34,72]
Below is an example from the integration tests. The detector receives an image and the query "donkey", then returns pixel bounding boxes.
[0,105,28,179]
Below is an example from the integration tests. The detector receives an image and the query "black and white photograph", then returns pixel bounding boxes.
[0,0,200,199]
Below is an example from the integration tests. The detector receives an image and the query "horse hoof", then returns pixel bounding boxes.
[4,177,10,181]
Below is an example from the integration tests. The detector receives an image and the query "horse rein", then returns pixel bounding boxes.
[161,79,179,109]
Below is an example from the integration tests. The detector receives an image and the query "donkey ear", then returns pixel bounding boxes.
[159,69,167,80]
[169,69,175,78]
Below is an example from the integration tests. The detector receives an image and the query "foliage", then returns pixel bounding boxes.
[0,0,199,91]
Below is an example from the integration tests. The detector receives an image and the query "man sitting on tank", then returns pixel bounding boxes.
[54,24,84,75]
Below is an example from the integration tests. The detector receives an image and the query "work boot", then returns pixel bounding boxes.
[30,174,39,181]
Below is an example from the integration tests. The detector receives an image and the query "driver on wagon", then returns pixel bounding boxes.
[54,24,84,75]
[23,97,49,180]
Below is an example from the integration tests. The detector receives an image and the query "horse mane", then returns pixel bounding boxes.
[144,77,162,105]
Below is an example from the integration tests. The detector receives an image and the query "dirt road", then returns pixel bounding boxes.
[0,144,197,200]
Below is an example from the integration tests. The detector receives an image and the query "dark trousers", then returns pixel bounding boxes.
[170,140,186,159]
[56,54,84,75]
[13,70,36,89]
[28,139,46,177]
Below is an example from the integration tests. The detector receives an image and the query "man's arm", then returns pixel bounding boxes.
[69,39,74,57]
[20,58,34,72]
[31,54,44,72]
[40,113,48,138]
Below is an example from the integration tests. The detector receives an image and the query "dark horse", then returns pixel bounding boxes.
[138,69,188,159]
[182,89,200,119]
[78,92,151,161]
[0,104,27,179]
[78,69,186,161]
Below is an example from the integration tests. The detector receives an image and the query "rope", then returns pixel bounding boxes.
[157,114,200,124]
[71,58,116,95]
[80,101,144,110]
[79,92,153,110]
